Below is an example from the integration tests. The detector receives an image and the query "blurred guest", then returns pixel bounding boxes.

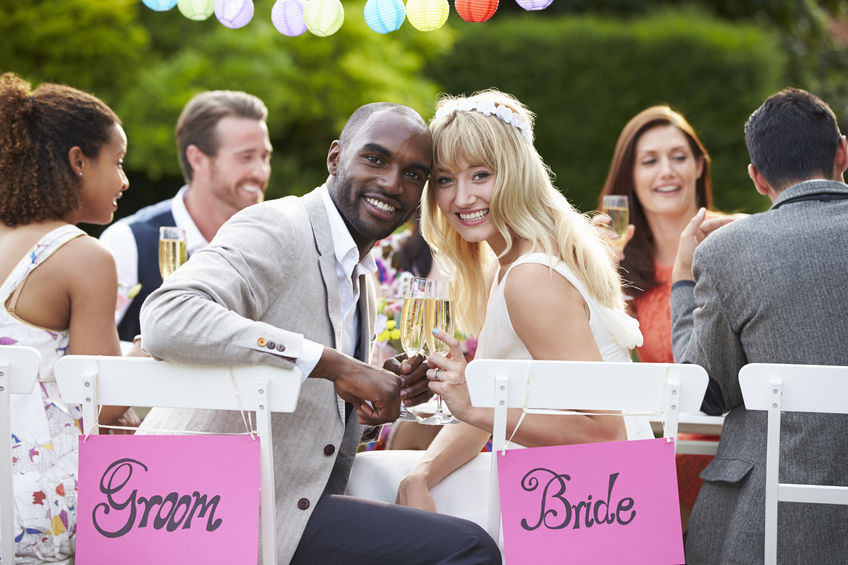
[397,89,649,512]
[672,88,848,563]
[100,90,271,341]
[0,72,136,562]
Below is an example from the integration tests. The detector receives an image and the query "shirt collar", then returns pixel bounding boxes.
[319,184,377,278]
[172,185,209,255]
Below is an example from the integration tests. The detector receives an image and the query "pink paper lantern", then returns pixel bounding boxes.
[214,0,254,28]
[455,0,498,22]
[405,0,449,32]
[177,0,215,20]
[271,0,307,36]
[514,0,553,10]
[303,0,344,37]
[142,0,178,11]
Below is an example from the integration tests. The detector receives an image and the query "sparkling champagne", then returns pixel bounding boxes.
[424,299,454,355]
[158,239,187,280]
[603,206,629,249]
[399,297,426,356]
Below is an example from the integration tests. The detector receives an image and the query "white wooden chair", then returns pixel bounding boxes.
[466,359,709,541]
[739,363,848,565]
[54,355,302,565]
[0,345,42,565]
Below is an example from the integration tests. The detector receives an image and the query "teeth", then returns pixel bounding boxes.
[241,185,262,194]
[655,186,679,193]
[459,209,488,222]
[366,197,396,213]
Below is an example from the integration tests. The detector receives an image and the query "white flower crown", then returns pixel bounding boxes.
[434,97,534,145]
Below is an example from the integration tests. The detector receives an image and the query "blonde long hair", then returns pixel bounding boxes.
[422,89,625,335]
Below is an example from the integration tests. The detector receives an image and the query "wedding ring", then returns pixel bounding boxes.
[433,368,441,381]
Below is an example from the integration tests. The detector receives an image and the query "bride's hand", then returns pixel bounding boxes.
[426,329,471,420]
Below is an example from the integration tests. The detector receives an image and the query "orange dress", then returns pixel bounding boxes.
[633,263,714,521]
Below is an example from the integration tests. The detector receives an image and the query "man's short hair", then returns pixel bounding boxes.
[745,88,842,191]
[339,103,426,146]
[175,90,268,183]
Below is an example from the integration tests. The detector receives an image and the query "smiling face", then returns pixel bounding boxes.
[200,116,272,214]
[74,122,129,224]
[433,157,499,247]
[632,124,704,220]
[327,110,432,254]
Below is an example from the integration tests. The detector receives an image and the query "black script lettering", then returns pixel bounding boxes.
[616,497,636,525]
[91,457,224,537]
[518,470,636,532]
[93,458,146,538]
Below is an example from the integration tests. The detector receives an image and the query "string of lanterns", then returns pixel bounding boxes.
[141,0,554,36]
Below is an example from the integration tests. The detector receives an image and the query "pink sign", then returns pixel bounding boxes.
[497,438,683,565]
[77,435,260,564]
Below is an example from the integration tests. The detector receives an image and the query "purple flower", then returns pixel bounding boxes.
[0,336,19,345]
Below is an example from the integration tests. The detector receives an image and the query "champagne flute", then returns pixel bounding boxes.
[158,226,188,280]
[601,195,630,250]
[397,277,428,421]
[421,279,457,425]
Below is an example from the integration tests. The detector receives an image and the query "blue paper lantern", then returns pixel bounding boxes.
[364,0,405,34]
[177,0,215,20]
[142,0,178,11]
[214,0,254,28]
[272,0,307,36]
[303,0,344,37]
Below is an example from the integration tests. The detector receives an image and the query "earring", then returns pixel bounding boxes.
[78,172,83,177]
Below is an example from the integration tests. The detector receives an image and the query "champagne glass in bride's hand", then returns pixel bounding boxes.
[421,279,458,425]
[397,277,428,421]
[601,195,630,250]
[158,226,188,280]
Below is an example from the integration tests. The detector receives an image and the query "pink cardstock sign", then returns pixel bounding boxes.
[77,435,260,565]
[497,438,683,565]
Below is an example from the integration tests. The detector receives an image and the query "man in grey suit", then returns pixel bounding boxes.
[139,103,501,564]
[670,88,848,563]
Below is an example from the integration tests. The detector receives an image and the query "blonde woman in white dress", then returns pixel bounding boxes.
[397,89,650,512]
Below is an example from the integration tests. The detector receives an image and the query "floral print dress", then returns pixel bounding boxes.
[1,224,85,564]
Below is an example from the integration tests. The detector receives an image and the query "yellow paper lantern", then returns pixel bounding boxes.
[405,0,449,32]
[177,0,215,20]
[303,0,345,37]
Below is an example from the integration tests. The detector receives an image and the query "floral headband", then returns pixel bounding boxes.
[434,97,534,145]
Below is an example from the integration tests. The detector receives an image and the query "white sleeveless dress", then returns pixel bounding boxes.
[475,253,654,440]
[1,224,85,564]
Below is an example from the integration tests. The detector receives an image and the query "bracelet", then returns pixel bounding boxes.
[133,334,142,345]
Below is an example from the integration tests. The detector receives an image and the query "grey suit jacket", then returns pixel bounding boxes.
[139,186,375,565]
[671,179,848,564]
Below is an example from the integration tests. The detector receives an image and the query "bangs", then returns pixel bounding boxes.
[432,112,499,173]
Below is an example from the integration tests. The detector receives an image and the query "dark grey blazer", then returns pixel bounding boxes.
[671,179,848,564]
[140,186,375,564]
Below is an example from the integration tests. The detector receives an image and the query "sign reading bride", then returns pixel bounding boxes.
[76,435,260,564]
[497,438,683,564]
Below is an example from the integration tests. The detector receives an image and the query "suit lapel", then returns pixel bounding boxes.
[304,189,343,351]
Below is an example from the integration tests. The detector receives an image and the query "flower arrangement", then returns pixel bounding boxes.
[374,296,404,354]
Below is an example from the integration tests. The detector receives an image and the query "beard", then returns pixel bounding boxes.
[331,172,416,244]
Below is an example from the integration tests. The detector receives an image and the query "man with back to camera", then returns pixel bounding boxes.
[138,101,502,564]
[100,89,271,342]
[671,88,848,563]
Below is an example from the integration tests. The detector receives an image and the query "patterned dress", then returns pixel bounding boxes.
[1,225,85,564]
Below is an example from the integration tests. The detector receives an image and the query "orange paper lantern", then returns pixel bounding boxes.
[405,0,449,32]
[454,0,497,22]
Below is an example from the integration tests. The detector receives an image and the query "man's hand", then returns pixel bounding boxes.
[383,353,433,407]
[672,208,736,282]
[313,348,401,425]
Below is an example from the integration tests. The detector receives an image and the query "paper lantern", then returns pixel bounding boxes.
[364,0,405,34]
[405,0,449,32]
[272,0,307,36]
[455,0,497,22]
[514,0,553,10]
[303,0,344,37]
[214,0,254,28]
[177,0,215,20]
[142,0,178,11]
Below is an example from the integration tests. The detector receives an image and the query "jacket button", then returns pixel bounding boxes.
[323,444,335,456]
[276,343,286,352]
[266,341,276,349]
[257,337,267,347]
[297,498,310,510]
